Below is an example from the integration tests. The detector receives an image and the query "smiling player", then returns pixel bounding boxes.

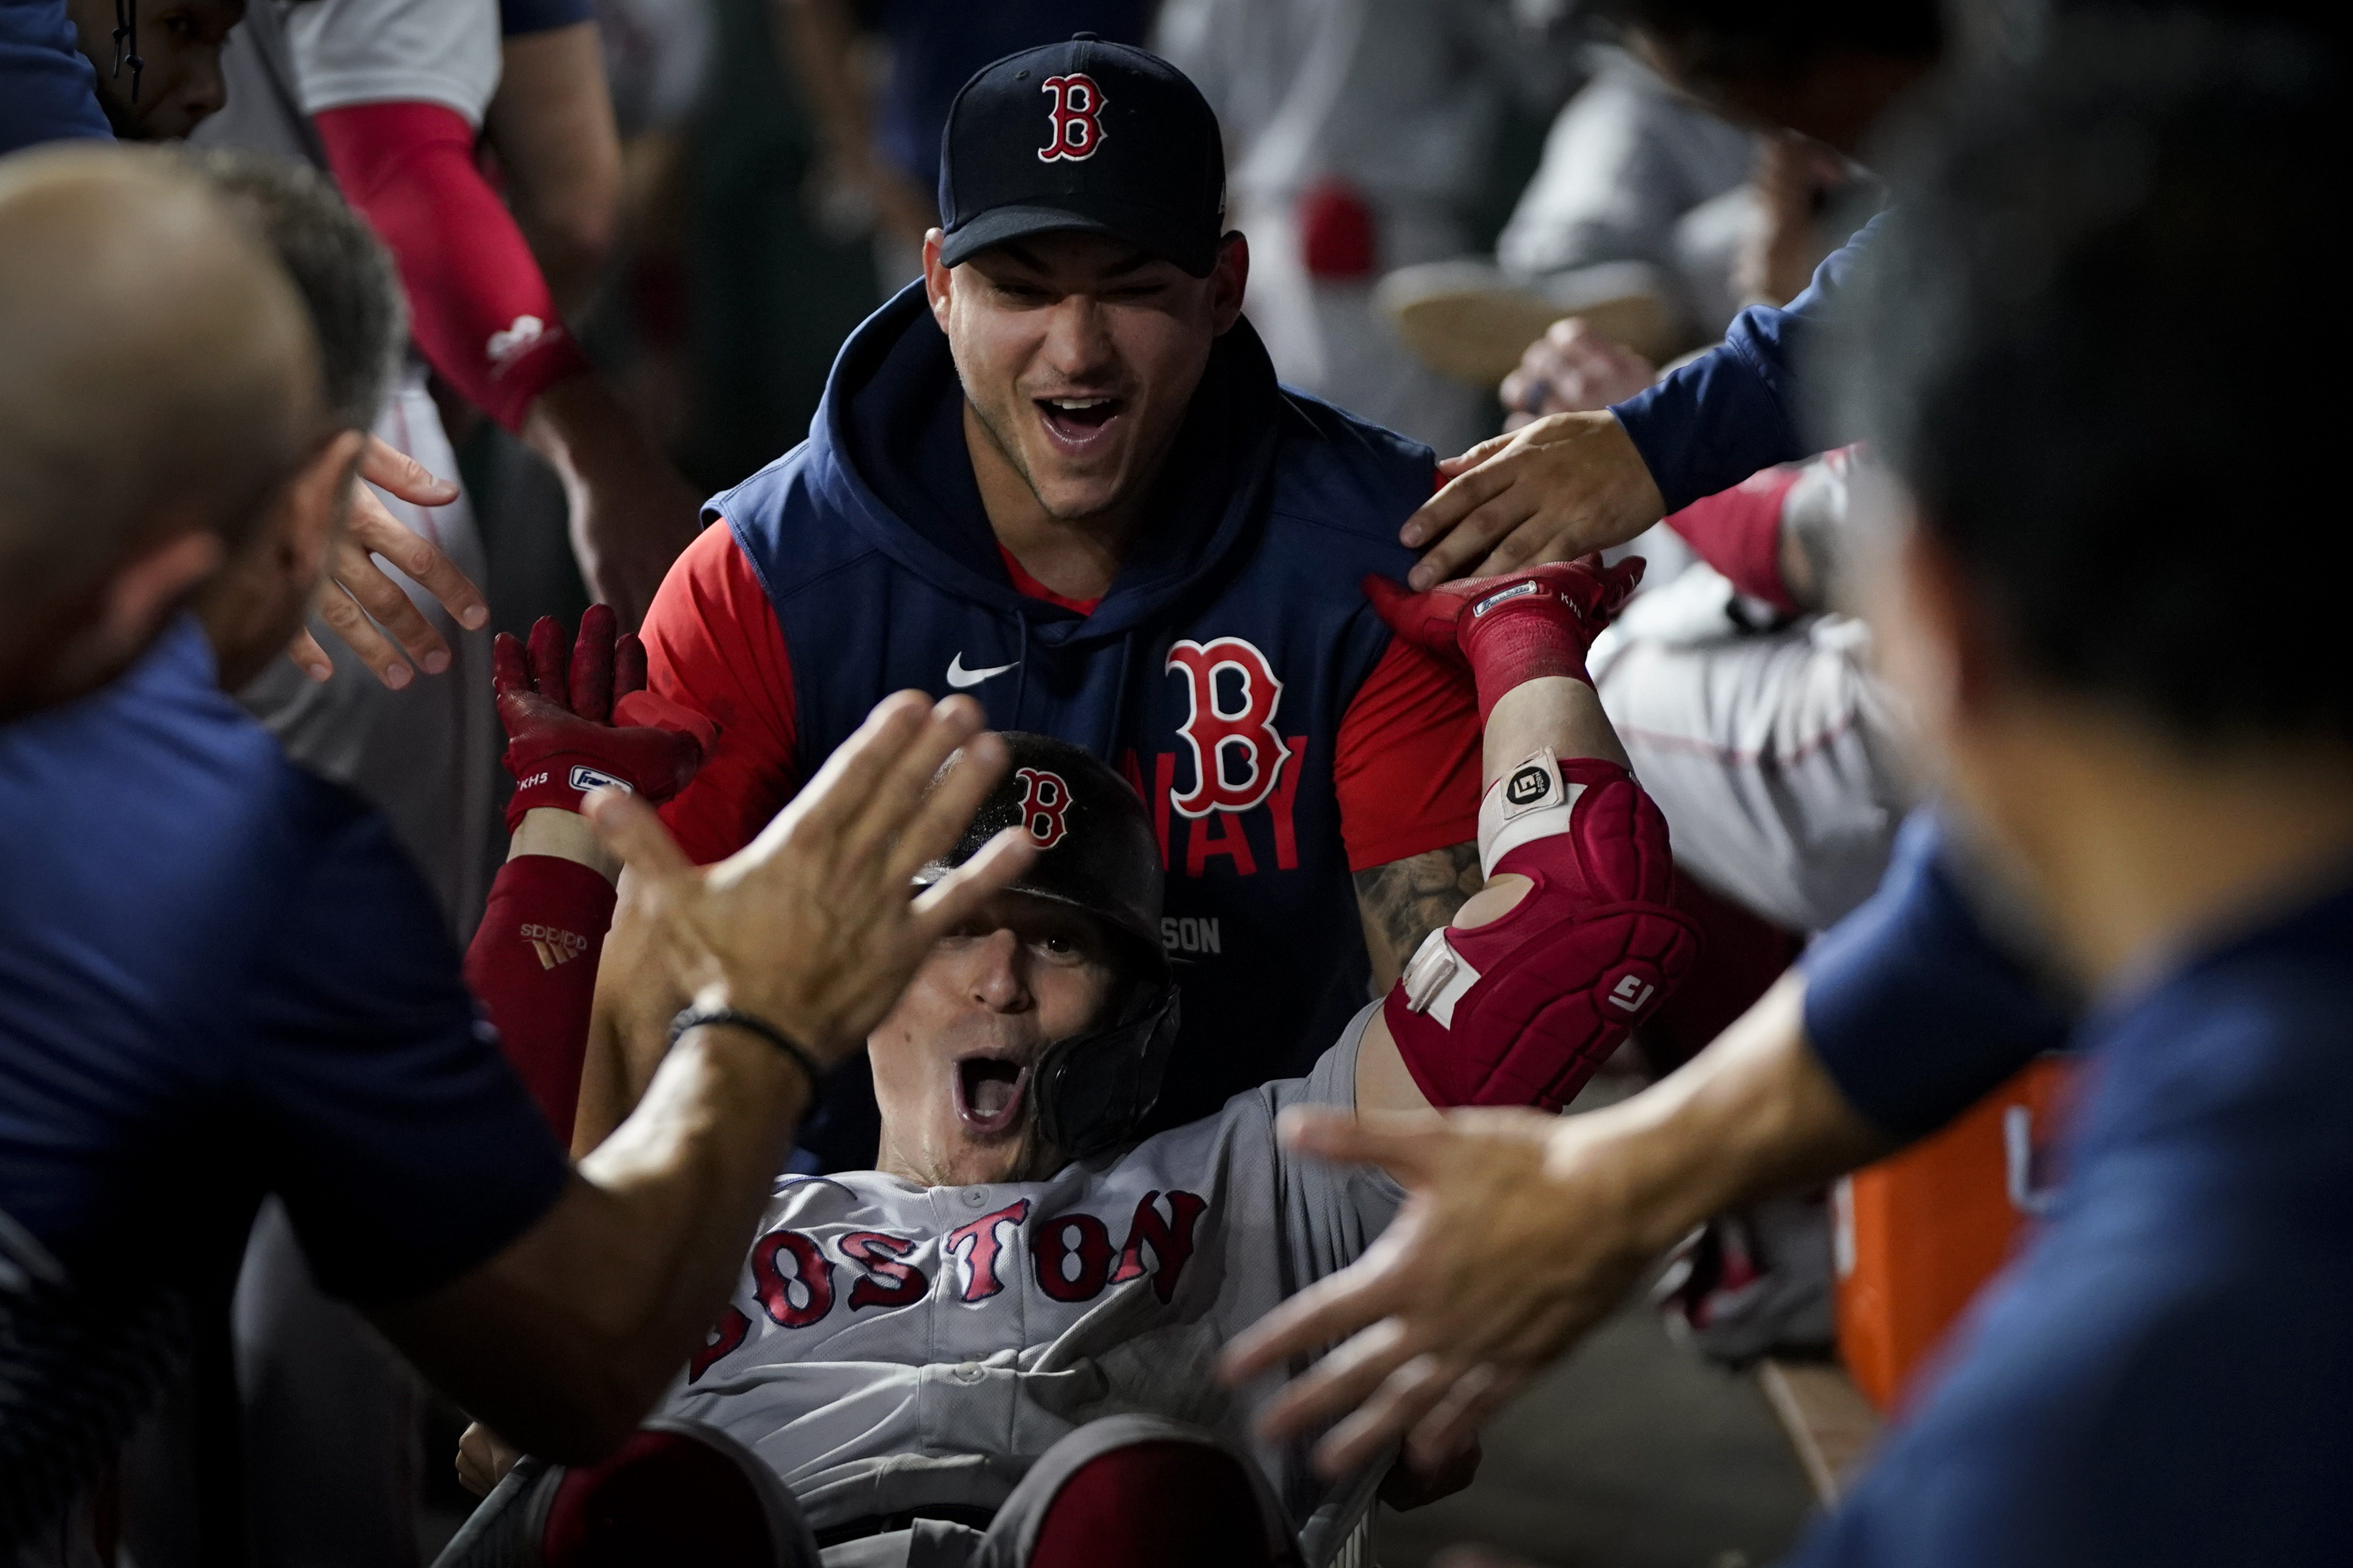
[576,35,1500,1168]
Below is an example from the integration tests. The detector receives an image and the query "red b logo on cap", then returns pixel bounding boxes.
[1039,73,1108,163]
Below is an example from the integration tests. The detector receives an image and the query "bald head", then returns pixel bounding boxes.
[0,144,321,704]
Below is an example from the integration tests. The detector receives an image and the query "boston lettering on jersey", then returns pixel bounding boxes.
[687,1188,1210,1382]
[716,284,1436,1131]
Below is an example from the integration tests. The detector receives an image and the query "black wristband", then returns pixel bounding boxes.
[668,1006,827,1092]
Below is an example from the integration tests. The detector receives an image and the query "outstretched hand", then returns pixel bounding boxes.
[494,604,713,831]
[287,435,490,688]
[583,691,1035,1066]
[1219,1104,1660,1479]
[1399,412,1667,590]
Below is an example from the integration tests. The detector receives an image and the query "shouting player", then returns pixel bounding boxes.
[447,554,1698,1567]
[581,35,1492,1164]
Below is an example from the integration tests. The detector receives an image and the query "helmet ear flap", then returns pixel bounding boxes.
[1034,983,1183,1159]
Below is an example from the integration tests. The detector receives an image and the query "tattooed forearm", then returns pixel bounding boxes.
[1354,842,1484,992]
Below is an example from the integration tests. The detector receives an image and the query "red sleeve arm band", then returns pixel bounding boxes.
[1660,463,1803,615]
[641,523,802,865]
[312,100,592,432]
[462,852,617,1139]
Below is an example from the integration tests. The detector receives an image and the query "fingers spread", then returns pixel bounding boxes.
[314,581,412,689]
[1315,1352,1459,1477]
[615,631,648,698]
[1412,1364,1518,1463]
[767,691,936,850]
[527,616,569,705]
[329,535,452,674]
[1412,492,1534,589]
[571,603,618,723]
[347,485,487,629]
[1431,433,1511,485]
[1220,1251,1398,1388]
[585,788,694,885]
[836,696,992,875]
[1254,1316,1419,1445]
[908,823,1035,940]
[286,625,334,683]
[359,433,460,506]
[875,722,1008,887]
[1274,1107,1443,1182]
[493,632,531,700]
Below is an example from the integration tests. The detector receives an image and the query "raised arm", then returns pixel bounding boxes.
[1350,557,1698,1117]
[1399,217,1886,588]
[374,628,1033,1460]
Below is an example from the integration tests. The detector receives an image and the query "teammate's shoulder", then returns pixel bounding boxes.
[1266,385,1440,547]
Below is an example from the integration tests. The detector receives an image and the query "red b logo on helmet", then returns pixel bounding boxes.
[1016,766,1072,848]
[1039,74,1108,163]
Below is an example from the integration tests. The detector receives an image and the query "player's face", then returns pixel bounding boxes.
[866,892,1122,1188]
[928,229,1250,527]
[66,0,245,142]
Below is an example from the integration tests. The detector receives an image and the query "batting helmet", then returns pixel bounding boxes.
[913,733,1180,1159]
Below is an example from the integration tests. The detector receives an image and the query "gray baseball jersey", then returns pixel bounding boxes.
[661,1006,1399,1565]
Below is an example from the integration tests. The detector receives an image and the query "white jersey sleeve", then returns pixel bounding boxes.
[283,0,503,125]
[661,1005,1402,1566]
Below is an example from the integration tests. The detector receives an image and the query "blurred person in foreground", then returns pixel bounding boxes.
[0,143,1031,1560]
[1226,15,2353,1565]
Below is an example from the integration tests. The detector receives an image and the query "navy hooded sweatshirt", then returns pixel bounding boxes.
[640,286,1484,1161]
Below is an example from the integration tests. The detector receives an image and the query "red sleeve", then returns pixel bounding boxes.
[1332,637,1484,871]
[463,853,617,1139]
[1660,463,1802,614]
[312,101,592,433]
[640,523,801,865]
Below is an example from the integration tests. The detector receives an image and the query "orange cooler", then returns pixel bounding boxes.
[1834,1057,2075,1411]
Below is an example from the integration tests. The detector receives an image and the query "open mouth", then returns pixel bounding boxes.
[1035,395,1122,450]
[954,1055,1033,1136]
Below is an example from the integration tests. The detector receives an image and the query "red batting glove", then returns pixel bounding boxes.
[496,604,714,832]
[1362,556,1646,721]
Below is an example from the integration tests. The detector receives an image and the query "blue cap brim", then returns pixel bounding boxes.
[938,201,1218,278]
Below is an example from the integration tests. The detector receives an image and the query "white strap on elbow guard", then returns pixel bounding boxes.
[1477,746,1583,880]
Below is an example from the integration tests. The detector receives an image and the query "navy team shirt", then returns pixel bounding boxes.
[1789,814,2352,1563]
[0,618,566,1308]
[0,0,112,153]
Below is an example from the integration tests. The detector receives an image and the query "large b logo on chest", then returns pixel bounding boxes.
[1164,638,1288,818]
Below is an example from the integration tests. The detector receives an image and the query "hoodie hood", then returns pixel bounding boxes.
[805,281,1284,654]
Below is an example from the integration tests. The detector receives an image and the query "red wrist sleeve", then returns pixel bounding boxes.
[313,101,592,432]
[464,853,619,1140]
[1661,464,1803,615]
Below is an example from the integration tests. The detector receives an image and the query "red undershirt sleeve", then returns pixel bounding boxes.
[640,523,801,865]
[462,853,616,1139]
[1660,463,1802,615]
[1332,637,1484,872]
[312,100,592,433]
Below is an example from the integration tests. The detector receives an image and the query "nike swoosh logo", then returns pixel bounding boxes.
[946,652,1019,689]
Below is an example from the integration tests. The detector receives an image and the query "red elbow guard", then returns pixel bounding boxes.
[464,852,618,1138]
[1384,758,1701,1111]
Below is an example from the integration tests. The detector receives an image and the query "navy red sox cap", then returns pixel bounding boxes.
[937,34,1227,278]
